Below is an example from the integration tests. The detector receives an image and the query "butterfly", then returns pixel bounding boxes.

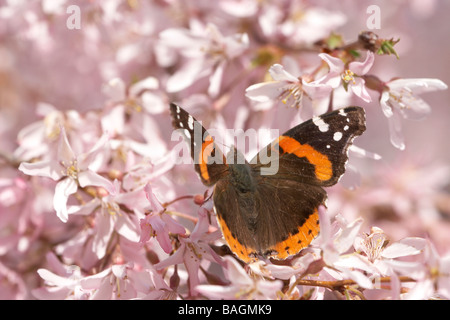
[170,103,366,263]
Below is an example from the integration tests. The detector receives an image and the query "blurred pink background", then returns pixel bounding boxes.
[0,0,449,299]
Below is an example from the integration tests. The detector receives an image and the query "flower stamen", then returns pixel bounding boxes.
[342,69,356,84]
[280,84,303,108]
[61,160,79,179]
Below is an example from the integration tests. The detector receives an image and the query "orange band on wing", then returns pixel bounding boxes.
[199,135,214,181]
[267,209,320,260]
[216,215,257,263]
[276,136,332,181]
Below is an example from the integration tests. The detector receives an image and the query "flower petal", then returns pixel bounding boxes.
[166,58,205,92]
[115,214,140,242]
[37,269,78,287]
[18,160,62,181]
[102,77,126,102]
[380,90,394,118]
[154,241,186,270]
[78,170,115,195]
[128,76,159,97]
[161,214,186,236]
[350,78,372,102]
[78,133,110,171]
[224,256,253,287]
[388,78,448,95]
[57,126,76,163]
[269,64,299,82]
[316,72,341,89]
[53,178,78,223]
[245,81,288,102]
[302,80,332,99]
[144,183,165,213]
[349,51,374,76]
[319,53,344,73]
[387,111,405,150]
[195,283,238,300]
[93,212,113,259]
[334,217,363,254]
[208,60,225,98]
[381,237,427,259]
[150,216,172,254]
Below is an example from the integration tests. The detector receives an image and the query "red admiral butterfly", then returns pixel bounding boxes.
[170,103,366,263]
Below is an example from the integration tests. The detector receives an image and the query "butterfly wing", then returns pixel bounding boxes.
[242,106,366,260]
[251,106,366,187]
[169,103,228,186]
[213,175,325,262]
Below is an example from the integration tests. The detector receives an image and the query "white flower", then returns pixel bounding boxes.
[318,51,375,103]
[245,59,332,109]
[196,256,283,299]
[403,241,450,300]
[19,126,115,222]
[380,78,447,150]
[160,22,249,96]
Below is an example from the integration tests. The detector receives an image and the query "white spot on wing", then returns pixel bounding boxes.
[312,116,329,132]
[339,109,347,116]
[333,132,343,141]
[188,116,194,130]
[344,125,349,131]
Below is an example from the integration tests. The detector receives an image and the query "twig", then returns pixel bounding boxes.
[292,276,415,291]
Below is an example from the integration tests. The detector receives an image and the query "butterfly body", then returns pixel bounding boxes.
[169,103,366,263]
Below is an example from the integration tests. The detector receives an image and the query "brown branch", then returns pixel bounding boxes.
[292,276,415,291]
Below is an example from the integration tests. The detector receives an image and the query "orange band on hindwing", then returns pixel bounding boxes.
[276,136,333,181]
[267,209,320,260]
[216,215,257,263]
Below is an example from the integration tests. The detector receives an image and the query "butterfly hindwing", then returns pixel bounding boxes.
[213,176,325,262]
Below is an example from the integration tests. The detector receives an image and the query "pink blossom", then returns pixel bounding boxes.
[139,184,186,253]
[66,180,143,259]
[354,227,427,277]
[102,76,166,115]
[0,261,27,299]
[154,206,223,297]
[379,78,448,150]
[160,22,249,96]
[403,241,450,299]
[33,253,139,299]
[316,207,375,289]
[18,127,115,222]
[246,58,332,111]
[258,4,346,45]
[318,51,375,102]
[196,256,283,299]
[2,0,450,301]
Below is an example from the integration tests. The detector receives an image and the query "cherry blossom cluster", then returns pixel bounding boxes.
[0,0,448,300]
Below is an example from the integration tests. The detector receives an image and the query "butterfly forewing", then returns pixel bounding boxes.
[169,103,228,186]
[251,106,366,187]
